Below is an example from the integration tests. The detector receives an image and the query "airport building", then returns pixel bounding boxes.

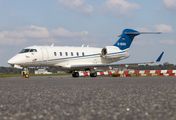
[34,69,52,74]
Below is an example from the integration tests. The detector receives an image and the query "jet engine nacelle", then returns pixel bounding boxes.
[101,48,107,57]
[101,46,129,59]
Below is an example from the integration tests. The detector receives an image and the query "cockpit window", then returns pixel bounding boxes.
[30,49,37,52]
[20,49,30,53]
[19,49,37,53]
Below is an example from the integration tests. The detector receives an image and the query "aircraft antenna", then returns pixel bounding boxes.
[51,43,54,47]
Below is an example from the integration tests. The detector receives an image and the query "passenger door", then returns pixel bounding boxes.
[41,48,48,65]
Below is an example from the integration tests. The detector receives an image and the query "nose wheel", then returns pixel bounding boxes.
[22,67,30,78]
[22,74,30,78]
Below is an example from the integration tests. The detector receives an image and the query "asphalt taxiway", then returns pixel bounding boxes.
[0,76,176,120]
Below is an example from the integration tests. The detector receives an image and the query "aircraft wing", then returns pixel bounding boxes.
[71,52,164,69]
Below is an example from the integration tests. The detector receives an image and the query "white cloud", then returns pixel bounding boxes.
[58,0,85,8]
[7,25,50,38]
[0,37,27,45]
[0,31,27,45]
[83,5,93,14]
[154,24,173,33]
[58,0,93,14]
[0,25,50,45]
[163,0,176,10]
[160,40,175,45]
[136,24,173,33]
[51,28,89,37]
[101,0,140,17]
[0,26,92,46]
[50,28,96,44]
[37,38,61,44]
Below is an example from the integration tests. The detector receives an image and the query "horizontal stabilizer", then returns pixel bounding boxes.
[125,32,161,35]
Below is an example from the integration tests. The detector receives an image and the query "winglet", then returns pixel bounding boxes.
[156,52,164,62]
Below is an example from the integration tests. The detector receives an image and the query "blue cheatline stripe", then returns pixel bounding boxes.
[26,51,125,64]
[48,53,101,61]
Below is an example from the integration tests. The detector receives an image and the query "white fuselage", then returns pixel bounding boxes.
[8,45,130,71]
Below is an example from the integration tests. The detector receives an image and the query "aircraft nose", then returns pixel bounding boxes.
[7,55,21,65]
[7,58,15,65]
[8,54,26,66]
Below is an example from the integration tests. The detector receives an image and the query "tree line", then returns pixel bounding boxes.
[127,62,176,70]
[0,67,60,74]
[0,62,176,74]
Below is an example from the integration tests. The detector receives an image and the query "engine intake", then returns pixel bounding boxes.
[100,46,129,59]
[101,48,107,57]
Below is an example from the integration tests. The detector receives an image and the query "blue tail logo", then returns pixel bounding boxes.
[114,29,140,50]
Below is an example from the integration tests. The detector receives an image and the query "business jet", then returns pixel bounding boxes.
[7,29,164,78]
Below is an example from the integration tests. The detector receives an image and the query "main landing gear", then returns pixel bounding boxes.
[72,72,79,77]
[22,67,30,78]
[72,68,97,78]
[90,72,97,77]
[89,68,97,77]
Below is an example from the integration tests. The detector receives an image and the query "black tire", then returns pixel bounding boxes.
[90,73,92,77]
[25,74,29,78]
[72,73,75,77]
[75,72,79,77]
[90,72,97,77]
[93,72,97,77]
[72,72,79,77]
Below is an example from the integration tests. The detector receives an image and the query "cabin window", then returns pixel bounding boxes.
[65,52,68,56]
[60,52,62,56]
[82,52,84,56]
[71,52,73,56]
[54,52,57,56]
[77,52,79,56]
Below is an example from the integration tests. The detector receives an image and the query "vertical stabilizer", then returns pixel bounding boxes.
[113,29,139,51]
[113,29,161,51]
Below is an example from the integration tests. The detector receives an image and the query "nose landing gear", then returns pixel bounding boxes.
[22,67,30,78]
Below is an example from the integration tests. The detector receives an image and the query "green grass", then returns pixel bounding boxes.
[0,74,71,78]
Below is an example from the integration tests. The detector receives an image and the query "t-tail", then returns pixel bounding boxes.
[113,29,161,51]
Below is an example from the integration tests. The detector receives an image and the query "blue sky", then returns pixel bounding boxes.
[0,0,176,67]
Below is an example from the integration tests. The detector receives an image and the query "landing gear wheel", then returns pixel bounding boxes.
[22,67,30,78]
[72,72,79,78]
[72,73,75,77]
[90,72,97,77]
[25,74,29,78]
[22,74,30,78]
